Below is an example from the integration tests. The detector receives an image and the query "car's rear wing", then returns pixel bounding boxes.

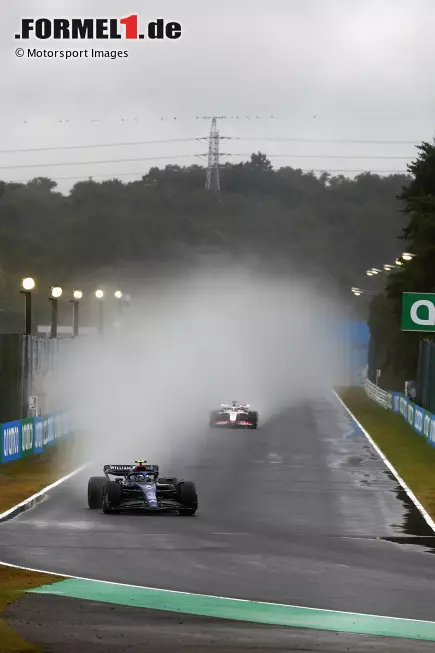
[103,464,159,476]
[103,465,132,475]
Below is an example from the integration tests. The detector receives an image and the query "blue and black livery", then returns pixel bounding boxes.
[87,460,198,515]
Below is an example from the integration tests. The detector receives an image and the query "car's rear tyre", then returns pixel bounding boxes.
[248,411,258,429]
[177,480,198,515]
[102,480,122,514]
[88,477,106,509]
[209,410,219,428]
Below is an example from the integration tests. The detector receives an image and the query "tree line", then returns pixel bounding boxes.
[0,152,410,331]
[368,141,435,389]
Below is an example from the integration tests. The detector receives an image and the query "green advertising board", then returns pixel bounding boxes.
[402,292,435,331]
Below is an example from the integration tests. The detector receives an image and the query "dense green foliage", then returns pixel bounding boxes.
[368,141,435,387]
[0,152,409,331]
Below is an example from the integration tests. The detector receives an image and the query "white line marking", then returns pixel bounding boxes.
[333,390,435,533]
[0,464,88,521]
[2,559,435,626]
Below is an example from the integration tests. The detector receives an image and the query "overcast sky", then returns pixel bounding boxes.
[2,0,435,193]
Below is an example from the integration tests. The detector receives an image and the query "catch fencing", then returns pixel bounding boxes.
[0,334,76,423]
[363,378,435,446]
[1,412,71,463]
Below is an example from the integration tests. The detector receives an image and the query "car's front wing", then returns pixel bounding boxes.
[114,499,182,512]
[212,420,254,428]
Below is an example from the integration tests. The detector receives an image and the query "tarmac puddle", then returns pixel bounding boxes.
[381,470,435,552]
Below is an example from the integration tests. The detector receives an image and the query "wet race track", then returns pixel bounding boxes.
[2,394,435,651]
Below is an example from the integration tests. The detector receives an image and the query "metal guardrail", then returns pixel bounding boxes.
[364,378,388,409]
[362,379,435,447]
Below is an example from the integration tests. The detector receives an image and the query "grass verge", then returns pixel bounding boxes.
[339,387,435,520]
[0,437,79,651]
[0,437,81,513]
[0,567,64,653]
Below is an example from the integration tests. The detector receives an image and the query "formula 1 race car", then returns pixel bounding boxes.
[87,460,198,515]
[209,401,258,429]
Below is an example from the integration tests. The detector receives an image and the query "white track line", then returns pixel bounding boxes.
[333,390,435,533]
[2,559,435,626]
[0,463,88,521]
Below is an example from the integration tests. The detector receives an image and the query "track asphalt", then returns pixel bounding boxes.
[2,395,435,651]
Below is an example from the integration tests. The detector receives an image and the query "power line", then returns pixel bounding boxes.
[0,154,202,171]
[0,138,200,155]
[259,154,411,160]
[0,136,424,156]
[0,151,414,171]
[235,137,422,145]
[303,169,408,173]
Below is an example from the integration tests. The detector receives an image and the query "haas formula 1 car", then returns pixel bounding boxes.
[87,460,198,515]
[209,401,258,429]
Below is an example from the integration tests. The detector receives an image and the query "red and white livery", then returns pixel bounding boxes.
[209,401,258,429]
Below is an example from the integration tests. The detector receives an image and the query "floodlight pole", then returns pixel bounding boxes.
[49,298,59,338]
[71,300,80,337]
[98,301,103,334]
[20,291,32,335]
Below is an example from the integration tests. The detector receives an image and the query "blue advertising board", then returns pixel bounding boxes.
[392,392,401,414]
[0,411,72,465]
[55,414,63,440]
[47,415,55,446]
[2,420,21,462]
[34,416,45,453]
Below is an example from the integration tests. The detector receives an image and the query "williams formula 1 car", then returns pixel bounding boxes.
[87,460,198,515]
[209,401,258,429]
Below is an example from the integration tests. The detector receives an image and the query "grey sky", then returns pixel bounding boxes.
[2,0,435,192]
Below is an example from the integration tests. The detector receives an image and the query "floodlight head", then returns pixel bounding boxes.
[22,277,35,291]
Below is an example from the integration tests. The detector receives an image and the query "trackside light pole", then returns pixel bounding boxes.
[114,290,123,326]
[95,289,104,334]
[71,290,82,337]
[20,277,35,418]
[21,277,35,335]
[49,286,62,338]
